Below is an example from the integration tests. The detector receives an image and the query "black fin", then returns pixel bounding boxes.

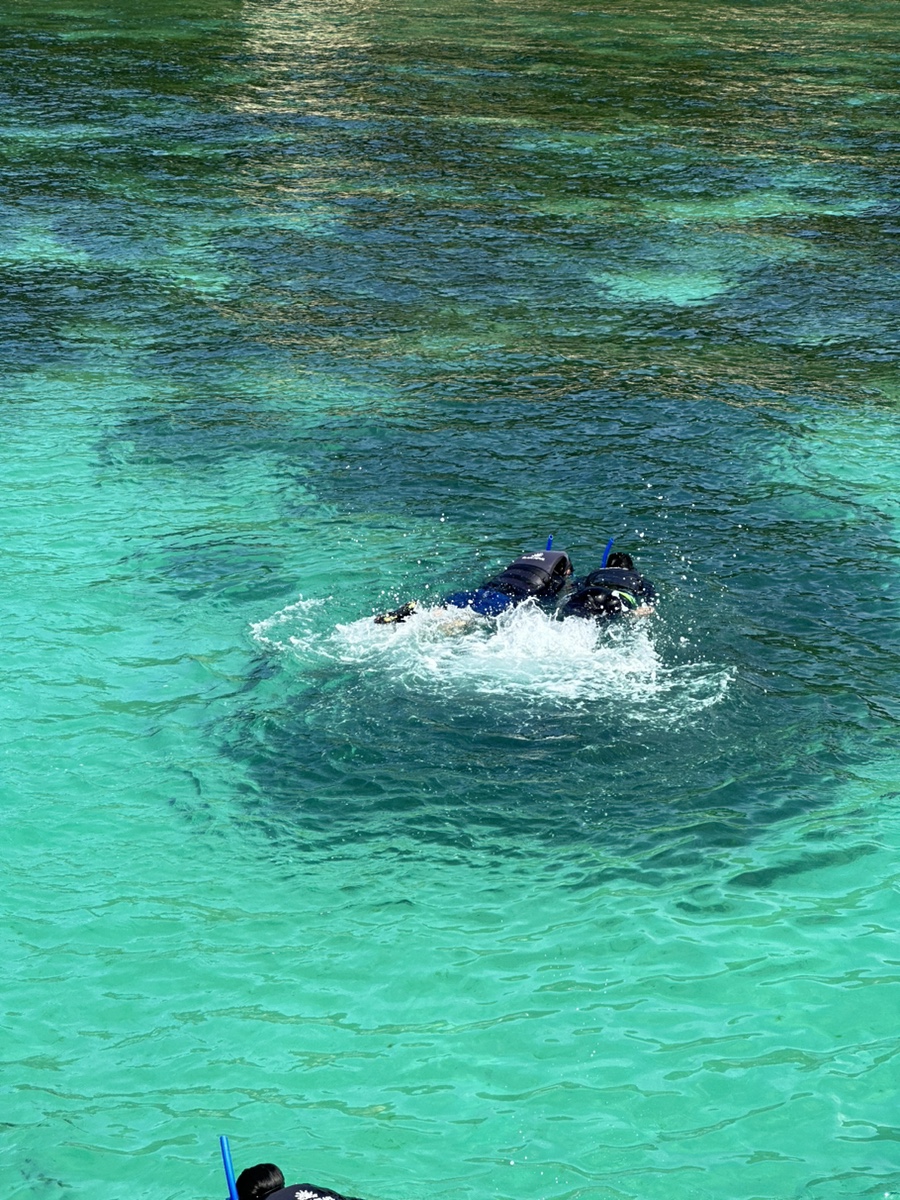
[374,600,417,625]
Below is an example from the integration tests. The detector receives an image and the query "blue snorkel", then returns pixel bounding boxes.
[600,537,614,568]
[546,535,554,550]
[220,1135,239,1200]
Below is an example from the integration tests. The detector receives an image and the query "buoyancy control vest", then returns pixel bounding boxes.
[580,567,657,603]
[444,550,573,616]
[560,566,657,620]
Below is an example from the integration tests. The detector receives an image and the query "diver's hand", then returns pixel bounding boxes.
[629,605,655,618]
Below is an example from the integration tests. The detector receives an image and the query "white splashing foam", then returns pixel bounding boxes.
[252,599,733,723]
[250,596,328,653]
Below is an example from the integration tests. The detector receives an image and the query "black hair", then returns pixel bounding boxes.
[237,1164,285,1200]
[605,551,634,570]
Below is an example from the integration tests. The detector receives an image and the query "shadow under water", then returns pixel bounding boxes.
[220,591,876,882]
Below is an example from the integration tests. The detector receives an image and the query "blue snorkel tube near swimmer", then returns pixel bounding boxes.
[220,1135,239,1200]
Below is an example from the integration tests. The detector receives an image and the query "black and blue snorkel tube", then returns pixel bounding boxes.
[220,1135,239,1200]
[554,534,615,565]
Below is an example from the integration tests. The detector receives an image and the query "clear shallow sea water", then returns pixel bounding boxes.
[1,1,899,1198]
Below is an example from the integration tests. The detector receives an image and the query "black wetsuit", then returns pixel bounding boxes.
[559,566,656,620]
[266,1185,363,1200]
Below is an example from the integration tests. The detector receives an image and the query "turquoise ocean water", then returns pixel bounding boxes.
[2,2,899,1198]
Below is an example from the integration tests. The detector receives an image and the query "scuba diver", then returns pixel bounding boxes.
[558,551,657,621]
[374,546,573,624]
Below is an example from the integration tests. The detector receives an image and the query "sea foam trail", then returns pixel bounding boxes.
[251,599,732,721]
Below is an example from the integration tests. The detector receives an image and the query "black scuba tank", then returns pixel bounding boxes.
[559,564,657,620]
[481,550,573,603]
[559,585,626,620]
[578,566,657,604]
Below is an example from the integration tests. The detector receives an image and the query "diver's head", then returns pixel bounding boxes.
[605,551,634,570]
[237,1164,285,1200]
